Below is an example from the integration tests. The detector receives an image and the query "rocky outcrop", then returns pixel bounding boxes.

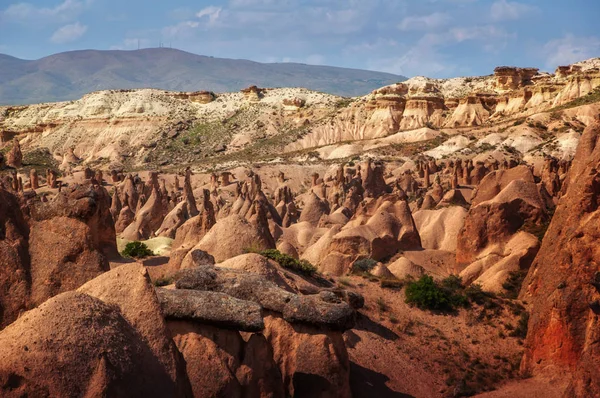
[318,197,421,275]
[168,189,216,270]
[493,66,538,91]
[167,321,285,398]
[455,166,546,290]
[159,260,357,398]
[28,181,117,306]
[6,138,22,168]
[77,264,192,395]
[0,187,30,329]
[299,191,330,226]
[121,172,168,241]
[158,288,265,332]
[0,292,180,397]
[520,122,600,397]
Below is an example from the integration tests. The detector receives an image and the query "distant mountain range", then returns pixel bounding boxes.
[0,48,406,105]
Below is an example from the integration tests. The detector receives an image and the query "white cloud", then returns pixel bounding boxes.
[50,21,87,43]
[491,0,536,21]
[3,0,89,24]
[543,34,600,68]
[196,6,222,25]
[398,12,451,31]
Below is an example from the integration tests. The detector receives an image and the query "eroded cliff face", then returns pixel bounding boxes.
[288,60,600,151]
[520,121,600,397]
[2,58,599,167]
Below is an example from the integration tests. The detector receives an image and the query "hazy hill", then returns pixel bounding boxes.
[0,48,406,105]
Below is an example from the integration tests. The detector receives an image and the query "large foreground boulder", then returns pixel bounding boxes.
[0,292,179,397]
[78,263,192,395]
[520,122,600,397]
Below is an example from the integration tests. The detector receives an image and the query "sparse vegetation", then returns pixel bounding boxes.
[509,312,529,339]
[502,270,528,299]
[376,297,388,312]
[121,241,154,258]
[351,258,378,274]
[153,276,174,287]
[549,87,600,112]
[380,278,403,289]
[335,98,353,109]
[337,277,353,287]
[256,249,317,276]
[405,275,468,312]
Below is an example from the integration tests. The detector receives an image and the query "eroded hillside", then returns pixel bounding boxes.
[1,58,600,398]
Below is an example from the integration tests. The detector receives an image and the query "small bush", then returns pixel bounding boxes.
[405,275,474,312]
[376,297,388,312]
[502,270,527,299]
[121,241,154,258]
[509,312,529,339]
[405,275,454,311]
[153,276,174,287]
[465,283,496,305]
[442,275,464,291]
[351,258,378,274]
[259,249,317,276]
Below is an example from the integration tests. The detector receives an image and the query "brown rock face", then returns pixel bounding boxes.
[6,138,23,168]
[0,188,30,329]
[28,181,117,305]
[264,315,351,398]
[494,66,538,90]
[0,292,178,397]
[29,169,39,189]
[78,264,192,396]
[121,173,168,241]
[319,197,421,275]
[456,178,546,267]
[520,122,600,397]
[168,321,285,398]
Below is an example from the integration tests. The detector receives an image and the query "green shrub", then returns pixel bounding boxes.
[351,258,378,274]
[405,275,473,312]
[259,249,317,276]
[465,283,496,305]
[442,275,464,291]
[405,275,453,311]
[121,241,154,258]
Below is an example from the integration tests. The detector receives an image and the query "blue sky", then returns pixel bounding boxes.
[0,0,599,78]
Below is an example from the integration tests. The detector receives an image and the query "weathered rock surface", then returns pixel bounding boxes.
[27,182,117,306]
[156,288,265,332]
[0,187,30,329]
[78,263,192,395]
[520,122,600,397]
[0,292,178,397]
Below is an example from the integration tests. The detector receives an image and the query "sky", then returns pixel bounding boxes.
[0,0,599,78]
